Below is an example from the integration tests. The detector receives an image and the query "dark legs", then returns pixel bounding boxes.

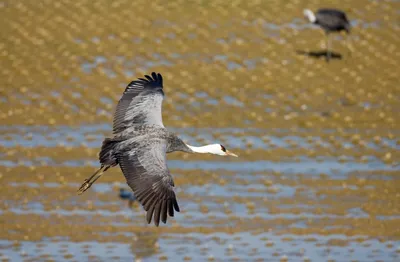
[77,165,110,194]
[326,33,332,62]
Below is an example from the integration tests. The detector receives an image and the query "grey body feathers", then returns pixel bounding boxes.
[99,126,192,168]
[315,9,350,33]
[94,73,192,226]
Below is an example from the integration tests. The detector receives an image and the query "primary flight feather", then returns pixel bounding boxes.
[78,72,238,226]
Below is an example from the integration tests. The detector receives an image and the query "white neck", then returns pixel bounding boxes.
[304,9,316,23]
[187,144,222,155]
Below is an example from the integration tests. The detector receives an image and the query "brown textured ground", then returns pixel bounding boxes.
[0,0,399,261]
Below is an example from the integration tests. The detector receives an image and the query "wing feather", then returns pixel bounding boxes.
[113,72,165,134]
[316,9,350,32]
[117,140,179,226]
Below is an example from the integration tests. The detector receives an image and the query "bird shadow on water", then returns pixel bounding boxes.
[296,50,342,62]
[130,229,159,260]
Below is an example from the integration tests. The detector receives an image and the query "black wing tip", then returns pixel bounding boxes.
[145,198,180,227]
[127,72,163,89]
[173,199,180,212]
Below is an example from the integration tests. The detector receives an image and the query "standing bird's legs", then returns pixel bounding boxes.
[77,165,110,194]
[326,33,332,62]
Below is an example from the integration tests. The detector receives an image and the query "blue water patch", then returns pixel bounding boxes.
[2,125,398,152]
[1,158,397,179]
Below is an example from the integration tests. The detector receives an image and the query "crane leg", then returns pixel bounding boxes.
[77,165,110,194]
[326,34,332,62]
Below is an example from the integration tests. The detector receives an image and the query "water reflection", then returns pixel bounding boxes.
[130,227,159,260]
[1,0,399,260]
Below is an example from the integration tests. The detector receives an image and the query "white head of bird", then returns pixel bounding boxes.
[187,144,238,157]
[303,9,316,23]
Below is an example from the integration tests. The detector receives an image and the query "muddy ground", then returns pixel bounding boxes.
[0,0,399,261]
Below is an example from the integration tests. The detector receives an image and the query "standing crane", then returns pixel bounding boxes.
[303,8,351,61]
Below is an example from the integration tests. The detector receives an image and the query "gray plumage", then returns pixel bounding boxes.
[315,9,351,34]
[113,73,165,133]
[78,72,237,225]
[304,8,351,61]
[79,72,193,226]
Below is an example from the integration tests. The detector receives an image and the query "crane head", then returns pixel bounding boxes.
[219,144,238,157]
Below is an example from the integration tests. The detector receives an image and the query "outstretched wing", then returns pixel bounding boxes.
[117,139,180,226]
[113,72,165,134]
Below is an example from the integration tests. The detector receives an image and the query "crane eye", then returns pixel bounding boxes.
[220,145,226,152]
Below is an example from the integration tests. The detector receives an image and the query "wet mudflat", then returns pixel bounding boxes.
[1,0,399,261]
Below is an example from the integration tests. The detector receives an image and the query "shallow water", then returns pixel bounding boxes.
[1,126,399,261]
[1,0,400,261]
[1,235,399,262]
